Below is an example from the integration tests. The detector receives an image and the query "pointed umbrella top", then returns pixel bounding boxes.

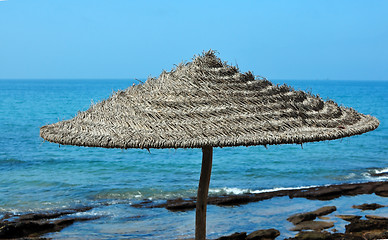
[40,50,379,149]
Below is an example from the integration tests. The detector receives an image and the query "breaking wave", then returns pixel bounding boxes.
[362,167,388,180]
[208,185,319,196]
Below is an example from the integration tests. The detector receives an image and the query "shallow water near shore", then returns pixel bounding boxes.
[0,79,387,239]
[44,194,388,240]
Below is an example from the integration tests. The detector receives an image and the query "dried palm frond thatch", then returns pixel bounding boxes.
[41,50,379,149]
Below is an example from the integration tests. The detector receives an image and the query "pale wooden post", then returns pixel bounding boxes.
[195,146,213,240]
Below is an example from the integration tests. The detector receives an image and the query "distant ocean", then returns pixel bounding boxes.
[0,79,387,239]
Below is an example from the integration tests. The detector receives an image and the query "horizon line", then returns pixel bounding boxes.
[1,78,387,82]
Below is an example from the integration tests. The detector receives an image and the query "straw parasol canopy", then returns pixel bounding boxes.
[40,50,379,240]
[40,51,378,149]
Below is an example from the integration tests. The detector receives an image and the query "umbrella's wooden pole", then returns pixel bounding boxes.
[196,146,213,240]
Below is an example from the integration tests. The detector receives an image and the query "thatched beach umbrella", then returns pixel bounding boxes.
[40,50,379,240]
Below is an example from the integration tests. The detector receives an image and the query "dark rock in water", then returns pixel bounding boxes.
[345,219,388,233]
[287,206,336,225]
[133,198,198,212]
[374,184,388,197]
[365,215,388,220]
[0,218,98,239]
[290,221,334,231]
[352,203,386,210]
[286,181,387,201]
[17,206,93,221]
[312,206,337,216]
[216,232,247,240]
[214,194,257,206]
[131,199,160,208]
[215,229,280,240]
[0,220,50,238]
[0,206,97,239]
[166,201,196,211]
[286,231,365,240]
[246,228,280,240]
[287,212,317,225]
[362,230,388,240]
[343,219,388,240]
[331,233,364,240]
[290,186,344,200]
[289,231,332,240]
[287,217,388,240]
[210,191,285,207]
[335,215,362,222]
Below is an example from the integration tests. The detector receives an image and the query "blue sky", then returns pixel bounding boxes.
[0,0,387,80]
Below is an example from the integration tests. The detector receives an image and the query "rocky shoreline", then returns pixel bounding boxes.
[133,181,388,211]
[1,181,387,239]
[0,206,98,239]
[215,204,388,240]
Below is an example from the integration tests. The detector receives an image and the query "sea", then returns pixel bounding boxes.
[0,79,387,239]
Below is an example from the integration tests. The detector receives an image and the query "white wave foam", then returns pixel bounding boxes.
[375,167,388,174]
[342,173,357,180]
[361,167,388,181]
[362,173,388,181]
[250,185,321,194]
[209,187,250,195]
[209,185,320,195]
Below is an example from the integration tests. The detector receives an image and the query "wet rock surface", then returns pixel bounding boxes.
[312,206,337,216]
[374,184,388,197]
[365,214,388,220]
[345,218,388,234]
[285,213,388,240]
[285,218,388,239]
[287,206,336,225]
[216,232,247,240]
[290,221,334,231]
[215,229,280,240]
[216,217,388,240]
[352,203,386,210]
[287,212,317,225]
[287,206,336,233]
[281,200,388,240]
[0,206,98,239]
[288,231,333,240]
[335,214,362,222]
[246,229,280,240]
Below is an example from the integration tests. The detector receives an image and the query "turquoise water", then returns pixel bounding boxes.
[0,79,387,239]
